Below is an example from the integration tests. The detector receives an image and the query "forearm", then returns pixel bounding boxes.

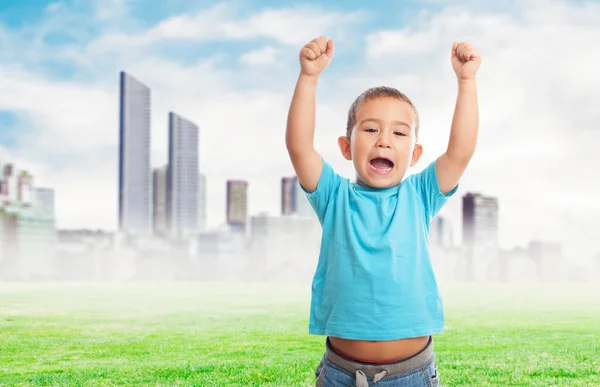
[286,74,319,155]
[446,79,479,162]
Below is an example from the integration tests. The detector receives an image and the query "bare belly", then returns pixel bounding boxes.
[329,336,430,363]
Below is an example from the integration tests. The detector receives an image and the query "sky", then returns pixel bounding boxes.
[0,0,599,264]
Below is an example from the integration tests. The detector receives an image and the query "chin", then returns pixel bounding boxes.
[361,173,401,189]
[373,180,400,189]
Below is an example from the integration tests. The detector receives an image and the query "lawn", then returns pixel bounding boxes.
[0,281,599,386]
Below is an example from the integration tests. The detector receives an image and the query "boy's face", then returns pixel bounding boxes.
[338,97,423,189]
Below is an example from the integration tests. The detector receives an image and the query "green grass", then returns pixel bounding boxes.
[0,282,599,386]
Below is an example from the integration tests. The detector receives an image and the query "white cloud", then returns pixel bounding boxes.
[0,66,115,154]
[1,1,599,265]
[93,0,131,21]
[83,2,362,56]
[240,46,279,67]
[143,3,362,46]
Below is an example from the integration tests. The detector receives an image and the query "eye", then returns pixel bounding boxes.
[364,128,377,133]
[394,131,406,136]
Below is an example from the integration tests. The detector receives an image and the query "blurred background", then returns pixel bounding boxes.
[0,0,599,284]
[1,2,599,386]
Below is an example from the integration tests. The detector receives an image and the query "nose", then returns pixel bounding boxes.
[376,131,392,148]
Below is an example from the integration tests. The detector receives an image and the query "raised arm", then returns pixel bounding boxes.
[286,36,334,193]
[436,41,482,195]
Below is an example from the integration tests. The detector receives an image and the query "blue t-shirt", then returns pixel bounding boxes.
[303,157,458,341]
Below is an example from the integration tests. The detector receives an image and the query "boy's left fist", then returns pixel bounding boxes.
[451,42,481,81]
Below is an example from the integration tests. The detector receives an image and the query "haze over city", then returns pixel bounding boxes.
[1,0,599,274]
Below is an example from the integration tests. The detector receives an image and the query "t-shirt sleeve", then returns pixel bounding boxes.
[299,158,341,223]
[411,158,459,220]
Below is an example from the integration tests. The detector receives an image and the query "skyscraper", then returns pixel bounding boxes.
[167,112,199,237]
[118,71,152,235]
[462,192,499,247]
[281,176,298,216]
[0,161,56,280]
[227,180,248,232]
[0,163,15,205]
[462,192,500,281]
[152,166,168,236]
[281,175,312,218]
[17,171,33,206]
[198,173,207,232]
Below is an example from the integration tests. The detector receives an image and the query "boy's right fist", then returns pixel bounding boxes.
[299,36,334,78]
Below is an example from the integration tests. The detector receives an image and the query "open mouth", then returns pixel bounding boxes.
[369,157,394,175]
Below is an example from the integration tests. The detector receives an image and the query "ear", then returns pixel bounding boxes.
[338,136,352,160]
[410,144,423,167]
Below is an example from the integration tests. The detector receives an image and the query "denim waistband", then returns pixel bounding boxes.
[325,336,434,380]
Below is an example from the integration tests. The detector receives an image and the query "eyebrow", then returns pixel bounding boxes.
[359,118,412,130]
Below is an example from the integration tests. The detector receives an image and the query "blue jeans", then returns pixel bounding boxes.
[315,336,440,386]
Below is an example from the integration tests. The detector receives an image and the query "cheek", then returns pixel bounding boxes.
[349,139,359,154]
[352,138,370,153]
[353,145,369,159]
[400,141,415,152]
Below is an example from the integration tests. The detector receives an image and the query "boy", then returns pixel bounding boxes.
[286,36,480,386]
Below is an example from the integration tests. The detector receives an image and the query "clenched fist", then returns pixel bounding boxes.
[451,42,481,81]
[299,36,334,78]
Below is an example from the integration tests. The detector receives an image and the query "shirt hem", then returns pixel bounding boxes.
[308,325,444,341]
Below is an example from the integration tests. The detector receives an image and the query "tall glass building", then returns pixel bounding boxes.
[118,71,152,235]
[281,176,297,216]
[167,112,199,237]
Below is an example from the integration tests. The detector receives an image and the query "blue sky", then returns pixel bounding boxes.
[0,1,438,31]
[0,111,19,147]
[0,0,442,86]
[1,0,599,264]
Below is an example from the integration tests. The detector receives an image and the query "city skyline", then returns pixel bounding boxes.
[2,149,596,282]
[0,1,599,263]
